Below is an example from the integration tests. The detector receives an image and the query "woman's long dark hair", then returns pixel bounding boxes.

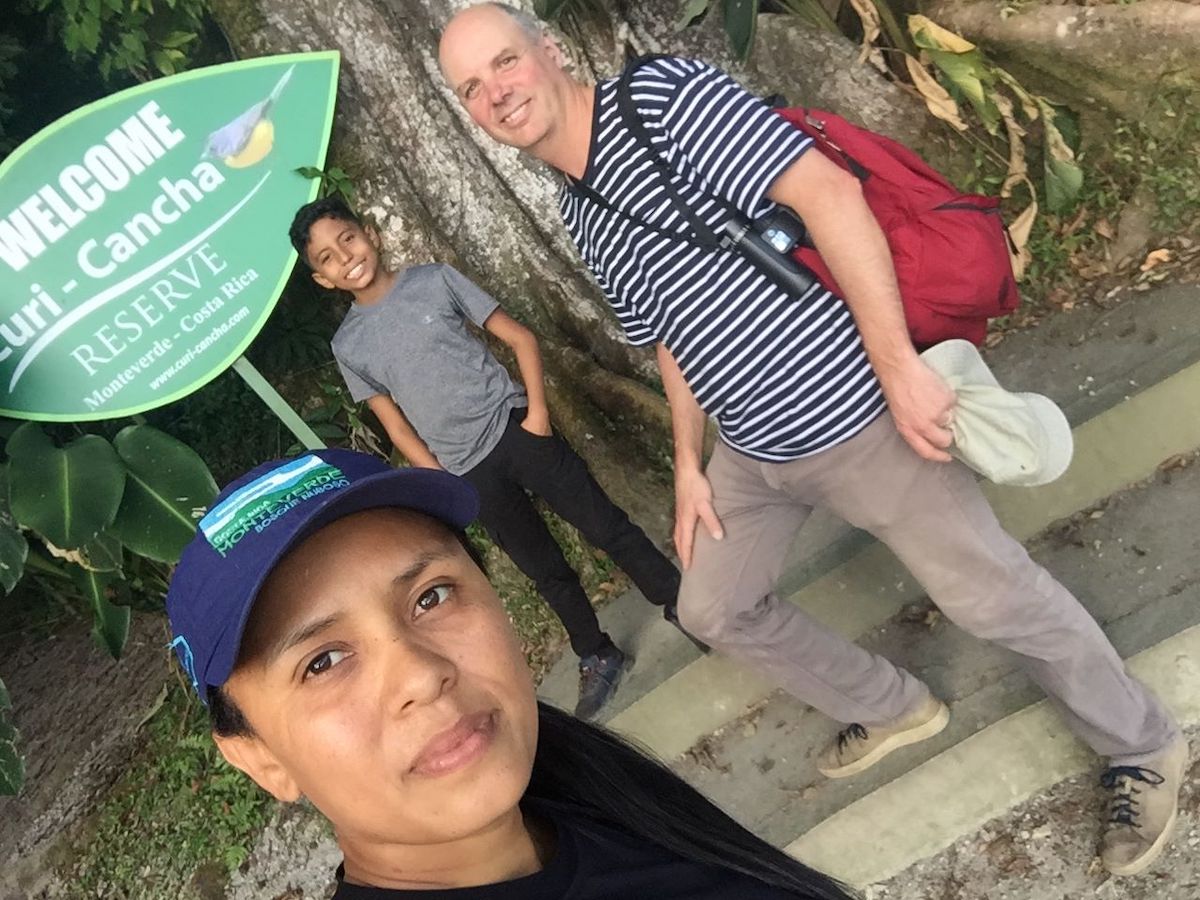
[527,701,855,899]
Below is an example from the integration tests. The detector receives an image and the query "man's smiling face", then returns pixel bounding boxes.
[439,4,569,152]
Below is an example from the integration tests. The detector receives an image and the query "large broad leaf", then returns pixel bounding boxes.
[723,0,758,61]
[0,678,22,796]
[909,15,999,134]
[0,521,30,594]
[925,49,1000,135]
[71,565,131,659]
[0,466,28,594]
[1038,99,1084,213]
[109,426,217,563]
[1045,156,1084,214]
[6,424,125,550]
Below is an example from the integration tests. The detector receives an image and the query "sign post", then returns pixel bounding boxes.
[0,53,339,444]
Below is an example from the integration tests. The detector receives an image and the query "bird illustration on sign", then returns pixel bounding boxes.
[202,65,294,168]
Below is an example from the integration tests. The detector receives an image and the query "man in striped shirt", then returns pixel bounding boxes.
[439,4,1186,874]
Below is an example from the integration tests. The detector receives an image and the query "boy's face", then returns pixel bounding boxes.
[305,215,383,294]
[439,6,568,152]
[215,508,539,848]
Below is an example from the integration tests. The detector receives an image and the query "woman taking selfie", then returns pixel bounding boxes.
[166,449,854,899]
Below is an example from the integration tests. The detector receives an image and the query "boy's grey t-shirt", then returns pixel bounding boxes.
[331,263,526,475]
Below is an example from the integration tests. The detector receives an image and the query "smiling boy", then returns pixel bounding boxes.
[287,197,696,718]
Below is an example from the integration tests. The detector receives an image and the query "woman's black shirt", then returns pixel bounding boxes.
[332,805,804,899]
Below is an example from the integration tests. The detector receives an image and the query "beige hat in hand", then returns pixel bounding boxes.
[920,340,1073,487]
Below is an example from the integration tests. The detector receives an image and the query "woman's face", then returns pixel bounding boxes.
[217,508,539,847]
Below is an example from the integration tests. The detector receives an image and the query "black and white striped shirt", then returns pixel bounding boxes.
[559,57,885,462]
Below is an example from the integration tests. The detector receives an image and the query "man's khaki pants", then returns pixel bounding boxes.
[678,413,1178,765]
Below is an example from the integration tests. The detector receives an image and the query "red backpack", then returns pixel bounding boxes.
[774,106,1020,348]
[612,57,1021,349]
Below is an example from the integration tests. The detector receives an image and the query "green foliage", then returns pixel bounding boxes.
[0,420,216,795]
[0,471,29,595]
[0,33,23,155]
[110,425,219,562]
[70,565,131,659]
[3,421,214,601]
[1129,91,1200,230]
[250,277,342,377]
[153,370,285,486]
[283,376,387,458]
[722,0,758,61]
[295,164,356,207]
[27,0,208,81]
[66,680,274,896]
[1020,89,1200,305]
[7,424,126,551]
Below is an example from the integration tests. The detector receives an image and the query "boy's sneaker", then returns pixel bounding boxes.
[664,603,711,654]
[1100,737,1189,876]
[817,694,950,779]
[575,646,628,720]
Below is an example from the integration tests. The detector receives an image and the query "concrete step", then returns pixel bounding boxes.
[798,622,1200,889]
[672,457,1200,881]
[538,284,1200,726]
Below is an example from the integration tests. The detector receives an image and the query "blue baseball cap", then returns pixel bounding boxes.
[166,449,479,701]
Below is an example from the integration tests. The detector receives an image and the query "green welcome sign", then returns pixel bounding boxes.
[0,52,339,420]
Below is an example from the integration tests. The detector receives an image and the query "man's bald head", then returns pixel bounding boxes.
[439,3,544,78]
[439,2,582,159]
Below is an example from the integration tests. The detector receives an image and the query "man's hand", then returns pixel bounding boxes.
[878,356,957,462]
[520,407,552,437]
[674,465,724,569]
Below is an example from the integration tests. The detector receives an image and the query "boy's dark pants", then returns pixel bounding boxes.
[463,409,679,660]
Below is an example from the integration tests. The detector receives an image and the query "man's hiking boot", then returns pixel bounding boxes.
[1100,737,1189,876]
[575,645,628,720]
[817,694,950,779]
[664,603,711,654]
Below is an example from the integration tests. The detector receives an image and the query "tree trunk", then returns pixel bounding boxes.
[207,0,923,541]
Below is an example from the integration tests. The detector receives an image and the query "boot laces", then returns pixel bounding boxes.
[1100,765,1165,827]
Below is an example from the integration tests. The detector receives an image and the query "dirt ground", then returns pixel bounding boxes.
[871,727,1200,899]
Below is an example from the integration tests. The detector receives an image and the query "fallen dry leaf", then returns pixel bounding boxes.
[1076,262,1110,280]
[905,55,968,132]
[1061,205,1089,238]
[1006,198,1037,280]
[908,14,977,53]
[1158,454,1191,472]
[994,67,1040,121]
[1140,248,1172,271]
[848,0,881,65]
[1094,218,1115,240]
[994,93,1028,198]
